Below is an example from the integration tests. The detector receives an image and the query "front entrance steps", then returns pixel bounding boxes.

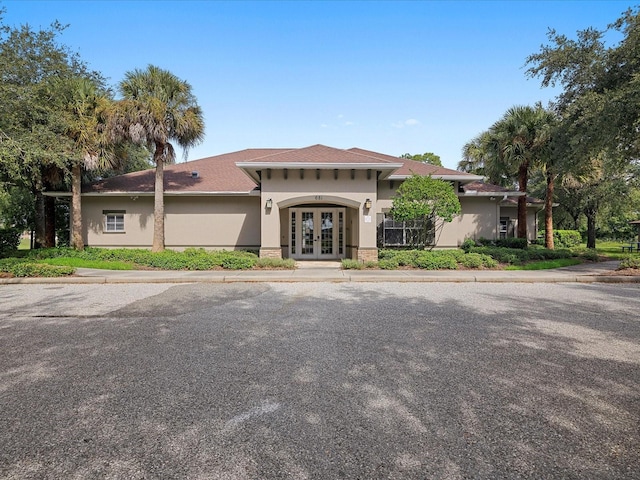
[295,260,342,269]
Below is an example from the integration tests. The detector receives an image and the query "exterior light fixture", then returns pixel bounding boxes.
[364,199,372,209]
[265,198,273,209]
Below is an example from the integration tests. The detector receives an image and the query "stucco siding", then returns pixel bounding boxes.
[82,195,260,249]
[439,197,499,247]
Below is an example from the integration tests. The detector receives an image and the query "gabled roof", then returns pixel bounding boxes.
[235,144,404,182]
[348,148,483,181]
[81,144,482,195]
[84,148,288,195]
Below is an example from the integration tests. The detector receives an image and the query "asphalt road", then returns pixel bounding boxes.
[1,282,639,479]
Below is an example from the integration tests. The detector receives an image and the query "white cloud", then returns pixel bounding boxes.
[392,118,421,128]
[320,124,329,128]
[344,121,354,126]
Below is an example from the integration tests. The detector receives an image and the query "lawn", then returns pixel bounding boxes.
[593,240,640,260]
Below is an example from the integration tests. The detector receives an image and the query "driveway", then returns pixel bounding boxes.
[1,282,639,479]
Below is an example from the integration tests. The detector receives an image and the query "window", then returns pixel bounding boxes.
[104,211,125,232]
[377,213,435,248]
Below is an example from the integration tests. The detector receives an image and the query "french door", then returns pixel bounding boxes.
[290,208,345,260]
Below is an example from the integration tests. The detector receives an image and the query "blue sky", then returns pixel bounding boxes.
[1,0,633,169]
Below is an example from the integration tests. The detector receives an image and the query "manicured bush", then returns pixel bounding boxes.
[495,237,528,249]
[618,256,640,270]
[459,253,484,268]
[255,258,296,269]
[0,228,21,256]
[460,238,477,252]
[341,259,363,270]
[554,230,582,248]
[378,258,399,270]
[0,258,75,277]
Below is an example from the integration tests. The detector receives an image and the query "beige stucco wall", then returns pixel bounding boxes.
[81,195,261,250]
[499,206,540,242]
[439,197,500,247]
[260,169,378,256]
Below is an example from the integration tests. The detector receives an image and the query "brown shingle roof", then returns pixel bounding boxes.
[85,145,478,194]
[239,144,399,165]
[85,148,288,194]
[348,148,470,177]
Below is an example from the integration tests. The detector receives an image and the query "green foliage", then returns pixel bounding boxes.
[496,237,529,249]
[460,238,477,252]
[477,237,528,249]
[400,152,443,166]
[254,258,296,269]
[24,247,260,270]
[618,256,640,270]
[378,258,398,270]
[0,227,20,256]
[38,257,134,270]
[0,258,75,277]
[469,245,573,265]
[505,258,582,270]
[553,230,582,247]
[341,259,363,270]
[392,175,461,223]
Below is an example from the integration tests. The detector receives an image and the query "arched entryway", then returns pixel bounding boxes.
[289,206,346,260]
[278,196,361,260]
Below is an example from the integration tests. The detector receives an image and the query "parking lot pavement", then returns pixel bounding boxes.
[1,282,639,479]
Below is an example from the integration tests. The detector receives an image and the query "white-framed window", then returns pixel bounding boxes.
[377,212,435,248]
[104,211,125,232]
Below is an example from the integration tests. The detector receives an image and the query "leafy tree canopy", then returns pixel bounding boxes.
[391,175,461,223]
[400,152,443,166]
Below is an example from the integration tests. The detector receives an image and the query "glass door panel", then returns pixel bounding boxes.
[320,212,334,255]
[301,211,315,255]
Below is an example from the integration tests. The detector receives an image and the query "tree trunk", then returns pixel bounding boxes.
[585,206,597,249]
[33,187,46,249]
[544,168,555,250]
[71,163,84,250]
[44,194,56,247]
[152,144,165,252]
[517,163,529,239]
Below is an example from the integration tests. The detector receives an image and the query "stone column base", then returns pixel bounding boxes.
[259,247,282,259]
[355,247,378,263]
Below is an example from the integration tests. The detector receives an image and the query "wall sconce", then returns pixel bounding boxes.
[265,198,273,209]
[364,198,372,209]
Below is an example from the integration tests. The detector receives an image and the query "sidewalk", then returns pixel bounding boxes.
[2,261,639,284]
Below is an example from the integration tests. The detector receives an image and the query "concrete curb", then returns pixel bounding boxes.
[2,273,639,284]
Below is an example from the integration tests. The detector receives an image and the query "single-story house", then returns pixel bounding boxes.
[58,144,543,261]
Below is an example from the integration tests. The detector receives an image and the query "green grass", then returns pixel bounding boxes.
[505,258,582,270]
[592,240,640,260]
[18,237,30,250]
[37,257,135,270]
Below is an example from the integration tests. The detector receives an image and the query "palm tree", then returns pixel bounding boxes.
[60,77,118,250]
[110,65,204,252]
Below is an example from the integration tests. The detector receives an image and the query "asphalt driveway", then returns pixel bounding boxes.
[1,282,639,479]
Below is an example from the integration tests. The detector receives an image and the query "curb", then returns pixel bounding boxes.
[1,274,639,284]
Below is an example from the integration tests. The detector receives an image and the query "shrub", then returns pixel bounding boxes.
[460,238,477,252]
[554,230,582,248]
[460,253,484,268]
[363,261,378,269]
[0,258,75,277]
[255,258,296,269]
[495,237,528,249]
[0,228,21,256]
[378,258,398,270]
[618,256,640,270]
[341,259,363,270]
[413,251,458,270]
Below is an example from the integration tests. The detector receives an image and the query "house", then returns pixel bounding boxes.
[63,144,542,261]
